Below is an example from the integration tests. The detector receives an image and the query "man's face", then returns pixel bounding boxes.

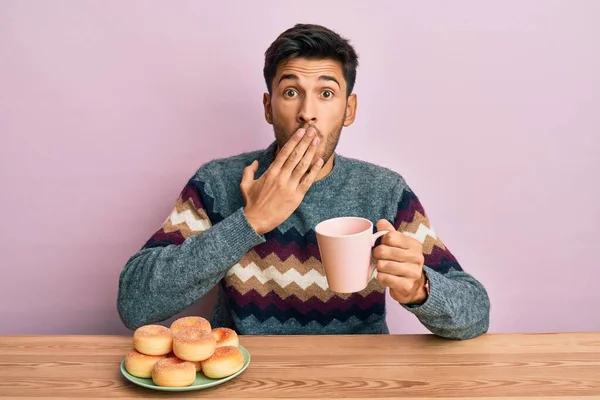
[263,58,357,165]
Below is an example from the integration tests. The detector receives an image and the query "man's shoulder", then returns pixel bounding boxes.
[339,154,408,189]
[191,147,267,182]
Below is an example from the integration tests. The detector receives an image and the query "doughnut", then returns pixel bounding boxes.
[133,324,172,356]
[201,346,245,379]
[151,357,196,387]
[166,351,201,371]
[192,360,202,372]
[170,316,211,335]
[172,327,217,362]
[124,349,167,378]
[212,327,239,348]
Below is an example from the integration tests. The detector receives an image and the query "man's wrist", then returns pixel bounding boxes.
[244,207,267,236]
[407,271,429,305]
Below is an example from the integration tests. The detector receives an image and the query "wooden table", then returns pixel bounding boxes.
[1,333,599,399]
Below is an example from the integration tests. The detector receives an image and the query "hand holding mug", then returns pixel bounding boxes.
[373,219,428,305]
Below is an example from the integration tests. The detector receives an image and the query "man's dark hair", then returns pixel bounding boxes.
[263,23,359,97]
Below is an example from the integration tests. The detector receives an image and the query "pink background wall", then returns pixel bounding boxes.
[1,1,598,335]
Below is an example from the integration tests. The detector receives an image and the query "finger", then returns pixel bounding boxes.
[372,243,404,261]
[376,271,411,291]
[376,260,422,280]
[241,160,258,188]
[376,219,395,233]
[380,230,422,250]
[280,125,318,177]
[270,127,308,171]
[297,157,324,193]
[376,272,422,301]
[290,135,320,182]
[373,244,423,264]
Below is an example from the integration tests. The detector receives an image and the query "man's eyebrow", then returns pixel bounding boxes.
[278,74,299,85]
[278,74,341,89]
[319,75,341,88]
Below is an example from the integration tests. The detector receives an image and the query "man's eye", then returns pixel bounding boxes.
[284,89,298,97]
[322,90,334,99]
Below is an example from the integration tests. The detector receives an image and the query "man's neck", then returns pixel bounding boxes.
[316,153,335,181]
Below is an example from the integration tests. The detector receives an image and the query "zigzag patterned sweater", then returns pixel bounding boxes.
[118,142,490,339]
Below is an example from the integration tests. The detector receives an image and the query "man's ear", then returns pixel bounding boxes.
[343,93,357,127]
[263,93,273,125]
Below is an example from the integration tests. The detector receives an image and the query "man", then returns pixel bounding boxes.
[117,23,490,340]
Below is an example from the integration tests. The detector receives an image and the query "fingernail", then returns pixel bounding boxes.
[316,158,324,166]
[312,137,319,145]
[297,129,306,138]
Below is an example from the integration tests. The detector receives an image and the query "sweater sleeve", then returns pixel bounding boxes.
[117,175,265,330]
[391,179,490,340]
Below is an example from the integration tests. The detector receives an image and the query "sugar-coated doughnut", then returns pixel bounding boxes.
[212,327,239,348]
[124,349,167,378]
[201,346,245,379]
[133,324,172,356]
[151,357,196,387]
[170,316,211,335]
[159,349,201,371]
[192,360,202,372]
[172,327,217,362]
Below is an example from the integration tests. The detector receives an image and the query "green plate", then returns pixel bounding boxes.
[120,345,251,391]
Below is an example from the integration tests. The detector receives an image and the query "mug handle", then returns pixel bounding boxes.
[369,230,390,278]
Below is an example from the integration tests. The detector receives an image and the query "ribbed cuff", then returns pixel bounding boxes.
[401,266,449,317]
[212,207,266,252]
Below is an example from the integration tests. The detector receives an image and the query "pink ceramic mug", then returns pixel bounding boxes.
[315,216,389,293]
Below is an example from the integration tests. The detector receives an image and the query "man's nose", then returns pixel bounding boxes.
[297,98,317,124]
